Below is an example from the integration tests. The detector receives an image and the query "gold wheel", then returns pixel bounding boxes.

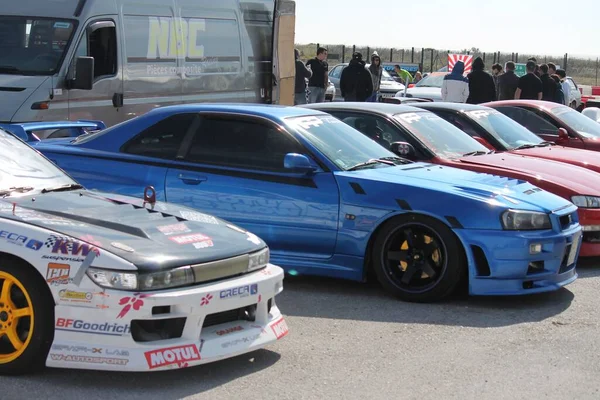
[0,271,34,364]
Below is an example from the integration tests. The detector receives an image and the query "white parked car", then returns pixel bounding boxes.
[395,72,446,102]
[328,63,404,100]
[582,107,600,122]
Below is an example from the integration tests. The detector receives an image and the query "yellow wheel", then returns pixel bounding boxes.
[0,271,34,364]
[0,257,54,375]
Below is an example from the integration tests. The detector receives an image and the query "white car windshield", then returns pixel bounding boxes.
[393,111,489,159]
[285,115,402,170]
[415,74,445,88]
[553,107,600,138]
[465,109,544,149]
[0,130,76,196]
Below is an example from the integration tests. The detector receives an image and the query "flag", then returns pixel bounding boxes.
[448,54,473,75]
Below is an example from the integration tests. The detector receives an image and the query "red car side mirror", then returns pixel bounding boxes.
[557,128,569,142]
[473,136,495,150]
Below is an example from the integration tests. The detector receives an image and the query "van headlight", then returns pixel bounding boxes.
[572,196,600,208]
[501,210,552,230]
[86,266,195,291]
[248,247,269,272]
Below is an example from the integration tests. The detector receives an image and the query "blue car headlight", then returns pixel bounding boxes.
[571,196,600,208]
[501,210,552,230]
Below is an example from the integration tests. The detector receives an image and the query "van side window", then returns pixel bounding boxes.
[121,114,197,160]
[74,21,117,80]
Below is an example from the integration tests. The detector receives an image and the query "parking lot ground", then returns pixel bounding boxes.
[4,259,600,400]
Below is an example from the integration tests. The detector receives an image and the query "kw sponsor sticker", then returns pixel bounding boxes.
[0,230,43,250]
[50,354,128,365]
[215,326,244,336]
[271,317,289,340]
[58,289,93,303]
[55,318,131,336]
[157,223,191,236]
[220,284,258,299]
[168,233,214,249]
[46,263,71,286]
[45,235,101,257]
[144,344,201,369]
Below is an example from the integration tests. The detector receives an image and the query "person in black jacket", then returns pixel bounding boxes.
[466,57,496,104]
[294,49,312,105]
[340,52,373,102]
[539,64,557,102]
[497,61,519,100]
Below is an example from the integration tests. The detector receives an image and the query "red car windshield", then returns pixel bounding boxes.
[552,107,600,138]
[465,109,544,149]
[393,111,489,159]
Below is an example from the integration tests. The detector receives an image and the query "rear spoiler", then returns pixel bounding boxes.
[0,120,106,142]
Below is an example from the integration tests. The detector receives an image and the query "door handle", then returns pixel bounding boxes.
[178,174,207,185]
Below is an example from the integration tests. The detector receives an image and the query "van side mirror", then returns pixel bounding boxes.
[391,142,416,159]
[70,56,94,90]
[284,153,317,174]
[557,127,569,142]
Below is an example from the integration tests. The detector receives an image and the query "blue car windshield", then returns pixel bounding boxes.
[285,115,399,170]
[0,130,75,195]
[465,109,544,149]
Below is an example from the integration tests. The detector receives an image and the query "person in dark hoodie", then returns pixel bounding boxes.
[441,60,469,103]
[294,49,312,105]
[340,52,373,102]
[466,57,496,104]
[367,52,383,102]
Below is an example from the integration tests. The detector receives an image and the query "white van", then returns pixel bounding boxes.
[0,0,296,126]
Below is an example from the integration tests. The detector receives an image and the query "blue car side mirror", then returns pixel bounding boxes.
[284,153,317,174]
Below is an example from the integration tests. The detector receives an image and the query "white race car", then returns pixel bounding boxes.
[0,128,288,374]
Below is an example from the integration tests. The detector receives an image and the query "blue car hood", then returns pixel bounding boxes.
[335,162,573,215]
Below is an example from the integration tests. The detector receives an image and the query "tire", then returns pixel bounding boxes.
[371,214,466,303]
[0,256,54,375]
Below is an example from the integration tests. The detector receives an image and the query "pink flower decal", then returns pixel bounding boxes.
[200,294,213,306]
[117,293,149,319]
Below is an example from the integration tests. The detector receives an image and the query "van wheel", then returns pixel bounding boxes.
[371,214,466,303]
[0,257,54,375]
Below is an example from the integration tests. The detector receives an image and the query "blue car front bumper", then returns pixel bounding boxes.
[455,223,581,296]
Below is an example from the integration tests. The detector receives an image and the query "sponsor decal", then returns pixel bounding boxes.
[111,242,135,253]
[271,317,289,340]
[50,354,128,365]
[46,263,71,285]
[45,235,101,258]
[144,344,201,369]
[169,233,214,249]
[96,304,110,310]
[117,294,149,319]
[260,269,273,276]
[55,318,130,336]
[51,345,130,357]
[58,289,93,303]
[180,210,219,225]
[221,333,261,349]
[157,223,191,236]
[215,326,244,336]
[220,284,258,299]
[0,230,42,250]
[200,294,213,306]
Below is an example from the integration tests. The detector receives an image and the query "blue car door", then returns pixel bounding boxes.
[164,112,340,259]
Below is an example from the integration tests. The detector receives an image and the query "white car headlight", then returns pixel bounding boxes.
[501,210,552,230]
[87,266,195,291]
[571,196,600,208]
[248,247,269,272]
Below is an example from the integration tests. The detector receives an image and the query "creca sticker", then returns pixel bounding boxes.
[270,317,289,340]
[46,263,71,285]
[144,344,201,369]
[220,284,258,299]
[0,230,43,250]
[169,233,214,249]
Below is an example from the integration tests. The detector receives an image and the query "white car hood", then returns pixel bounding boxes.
[397,86,442,100]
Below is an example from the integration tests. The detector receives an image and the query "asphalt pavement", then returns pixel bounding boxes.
[3,260,600,400]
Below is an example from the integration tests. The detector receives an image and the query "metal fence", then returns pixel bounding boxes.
[296,44,600,86]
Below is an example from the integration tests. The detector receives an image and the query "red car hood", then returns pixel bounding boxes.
[512,146,600,173]
[455,152,600,196]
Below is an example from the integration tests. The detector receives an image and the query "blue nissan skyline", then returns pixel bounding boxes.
[22,103,582,302]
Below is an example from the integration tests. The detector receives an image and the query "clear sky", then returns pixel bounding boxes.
[294,0,600,58]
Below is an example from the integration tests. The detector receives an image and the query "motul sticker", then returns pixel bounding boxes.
[144,344,201,369]
[270,317,289,340]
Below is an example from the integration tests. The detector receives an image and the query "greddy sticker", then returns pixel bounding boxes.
[144,345,201,369]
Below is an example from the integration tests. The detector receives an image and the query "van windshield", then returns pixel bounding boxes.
[0,16,76,75]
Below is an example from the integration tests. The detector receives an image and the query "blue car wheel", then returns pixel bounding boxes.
[371,214,466,302]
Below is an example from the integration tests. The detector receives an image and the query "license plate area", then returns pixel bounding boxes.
[567,231,582,266]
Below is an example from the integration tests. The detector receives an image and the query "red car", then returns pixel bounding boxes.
[303,102,600,257]
[483,100,600,151]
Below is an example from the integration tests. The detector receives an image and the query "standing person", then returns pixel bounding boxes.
[491,63,503,100]
[497,61,520,100]
[551,74,565,104]
[294,49,312,105]
[539,64,557,102]
[340,52,373,102]
[556,69,571,106]
[414,71,423,83]
[367,52,383,102]
[441,60,469,103]
[548,62,557,76]
[466,57,496,104]
[528,58,541,77]
[305,47,329,103]
[515,61,542,100]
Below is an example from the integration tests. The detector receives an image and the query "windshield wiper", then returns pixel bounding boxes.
[41,183,84,194]
[0,65,24,75]
[377,156,413,165]
[462,150,491,157]
[513,144,537,150]
[0,186,34,198]
[347,158,396,171]
[535,141,555,147]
